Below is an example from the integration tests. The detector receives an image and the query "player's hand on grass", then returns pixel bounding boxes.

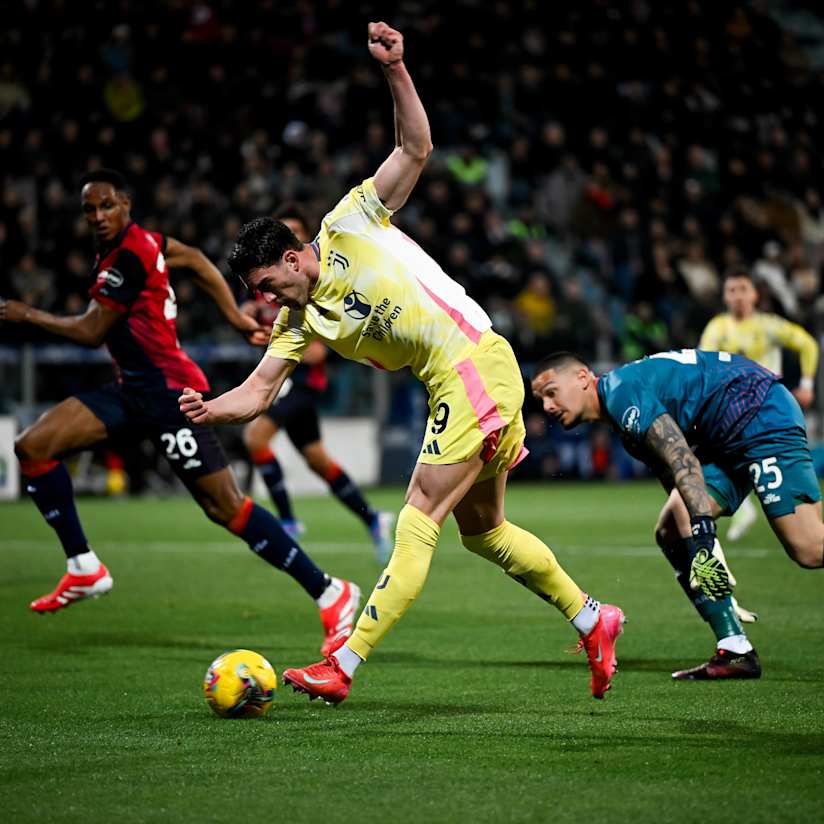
[368,21,404,65]
[689,546,733,601]
[0,297,28,324]
[179,387,211,425]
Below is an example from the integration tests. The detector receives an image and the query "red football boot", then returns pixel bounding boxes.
[30,563,113,613]
[319,579,362,657]
[574,603,626,699]
[283,655,352,705]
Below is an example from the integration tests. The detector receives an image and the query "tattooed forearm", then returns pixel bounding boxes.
[644,414,712,518]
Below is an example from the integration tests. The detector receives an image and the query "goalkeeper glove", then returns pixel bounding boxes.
[688,516,733,601]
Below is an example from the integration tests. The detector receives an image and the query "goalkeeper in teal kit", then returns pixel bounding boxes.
[531,348,822,680]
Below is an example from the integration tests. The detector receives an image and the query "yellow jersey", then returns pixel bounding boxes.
[266,177,493,391]
[699,312,818,379]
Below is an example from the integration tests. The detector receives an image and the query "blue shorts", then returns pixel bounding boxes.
[75,382,228,485]
[263,382,322,451]
[704,384,821,518]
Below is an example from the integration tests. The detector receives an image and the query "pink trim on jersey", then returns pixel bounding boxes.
[367,357,387,370]
[398,230,422,249]
[455,358,506,434]
[416,278,483,344]
[507,444,529,470]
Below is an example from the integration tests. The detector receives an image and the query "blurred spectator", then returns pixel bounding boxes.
[620,302,670,361]
[754,240,798,318]
[446,144,488,187]
[551,277,599,361]
[10,254,56,309]
[677,241,719,302]
[795,189,824,270]
[3,0,824,482]
[514,271,556,357]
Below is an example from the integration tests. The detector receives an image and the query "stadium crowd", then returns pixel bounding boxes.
[2,0,824,482]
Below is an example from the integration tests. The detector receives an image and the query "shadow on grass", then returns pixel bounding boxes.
[348,719,824,755]
[20,635,824,683]
[388,655,824,680]
[383,656,689,673]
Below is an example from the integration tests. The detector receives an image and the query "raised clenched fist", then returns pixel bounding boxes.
[368,21,404,66]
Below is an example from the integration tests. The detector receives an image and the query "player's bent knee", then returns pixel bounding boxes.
[199,497,227,524]
[14,430,49,463]
[788,539,823,569]
[304,448,335,479]
[198,492,245,527]
[14,434,31,461]
[306,455,329,476]
[242,427,266,453]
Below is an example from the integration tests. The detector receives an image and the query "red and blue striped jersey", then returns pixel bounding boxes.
[88,222,210,392]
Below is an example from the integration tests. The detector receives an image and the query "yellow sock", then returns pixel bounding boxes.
[347,504,440,660]
[461,520,584,620]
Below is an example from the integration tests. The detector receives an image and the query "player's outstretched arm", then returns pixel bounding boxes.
[0,296,118,347]
[165,237,269,346]
[644,413,732,600]
[179,353,295,426]
[774,316,819,408]
[369,21,433,212]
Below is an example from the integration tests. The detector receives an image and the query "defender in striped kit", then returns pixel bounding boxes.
[180,21,625,704]
[1,170,361,660]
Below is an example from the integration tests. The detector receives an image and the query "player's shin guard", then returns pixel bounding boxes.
[20,459,89,558]
[461,521,584,620]
[346,504,440,660]
[661,538,743,640]
[228,496,327,599]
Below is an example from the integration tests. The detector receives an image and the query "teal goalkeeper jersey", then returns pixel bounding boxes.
[596,349,780,458]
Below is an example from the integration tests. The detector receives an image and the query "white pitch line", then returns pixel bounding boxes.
[0,539,770,558]
[565,544,769,558]
[0,539,367,554]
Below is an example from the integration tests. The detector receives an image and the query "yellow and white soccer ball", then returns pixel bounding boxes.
[203,649,277,718]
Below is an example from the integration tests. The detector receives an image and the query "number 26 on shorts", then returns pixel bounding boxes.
[160,428,199,461]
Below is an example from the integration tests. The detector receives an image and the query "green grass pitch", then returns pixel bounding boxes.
[1,481,822,823]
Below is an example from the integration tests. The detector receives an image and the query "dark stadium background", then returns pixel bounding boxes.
[3,0,824,489]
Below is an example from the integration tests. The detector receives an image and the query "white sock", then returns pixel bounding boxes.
[571,594,600,636]
[315,577,343,609]
[738,494,757,520]
[717,634,753,654]
[67,549,100,575]
[333,644,363,678]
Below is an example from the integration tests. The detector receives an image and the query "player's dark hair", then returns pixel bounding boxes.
[79,168,129,194]
[532,351,590,378]
[227,217,303,278]
[723,266,755,284]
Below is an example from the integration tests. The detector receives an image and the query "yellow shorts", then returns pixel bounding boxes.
[419,331,527,483]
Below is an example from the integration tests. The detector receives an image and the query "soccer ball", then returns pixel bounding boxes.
[203,649,277,718]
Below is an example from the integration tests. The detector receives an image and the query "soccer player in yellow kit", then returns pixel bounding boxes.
[179,21,625,703]
[700,268,819,539]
